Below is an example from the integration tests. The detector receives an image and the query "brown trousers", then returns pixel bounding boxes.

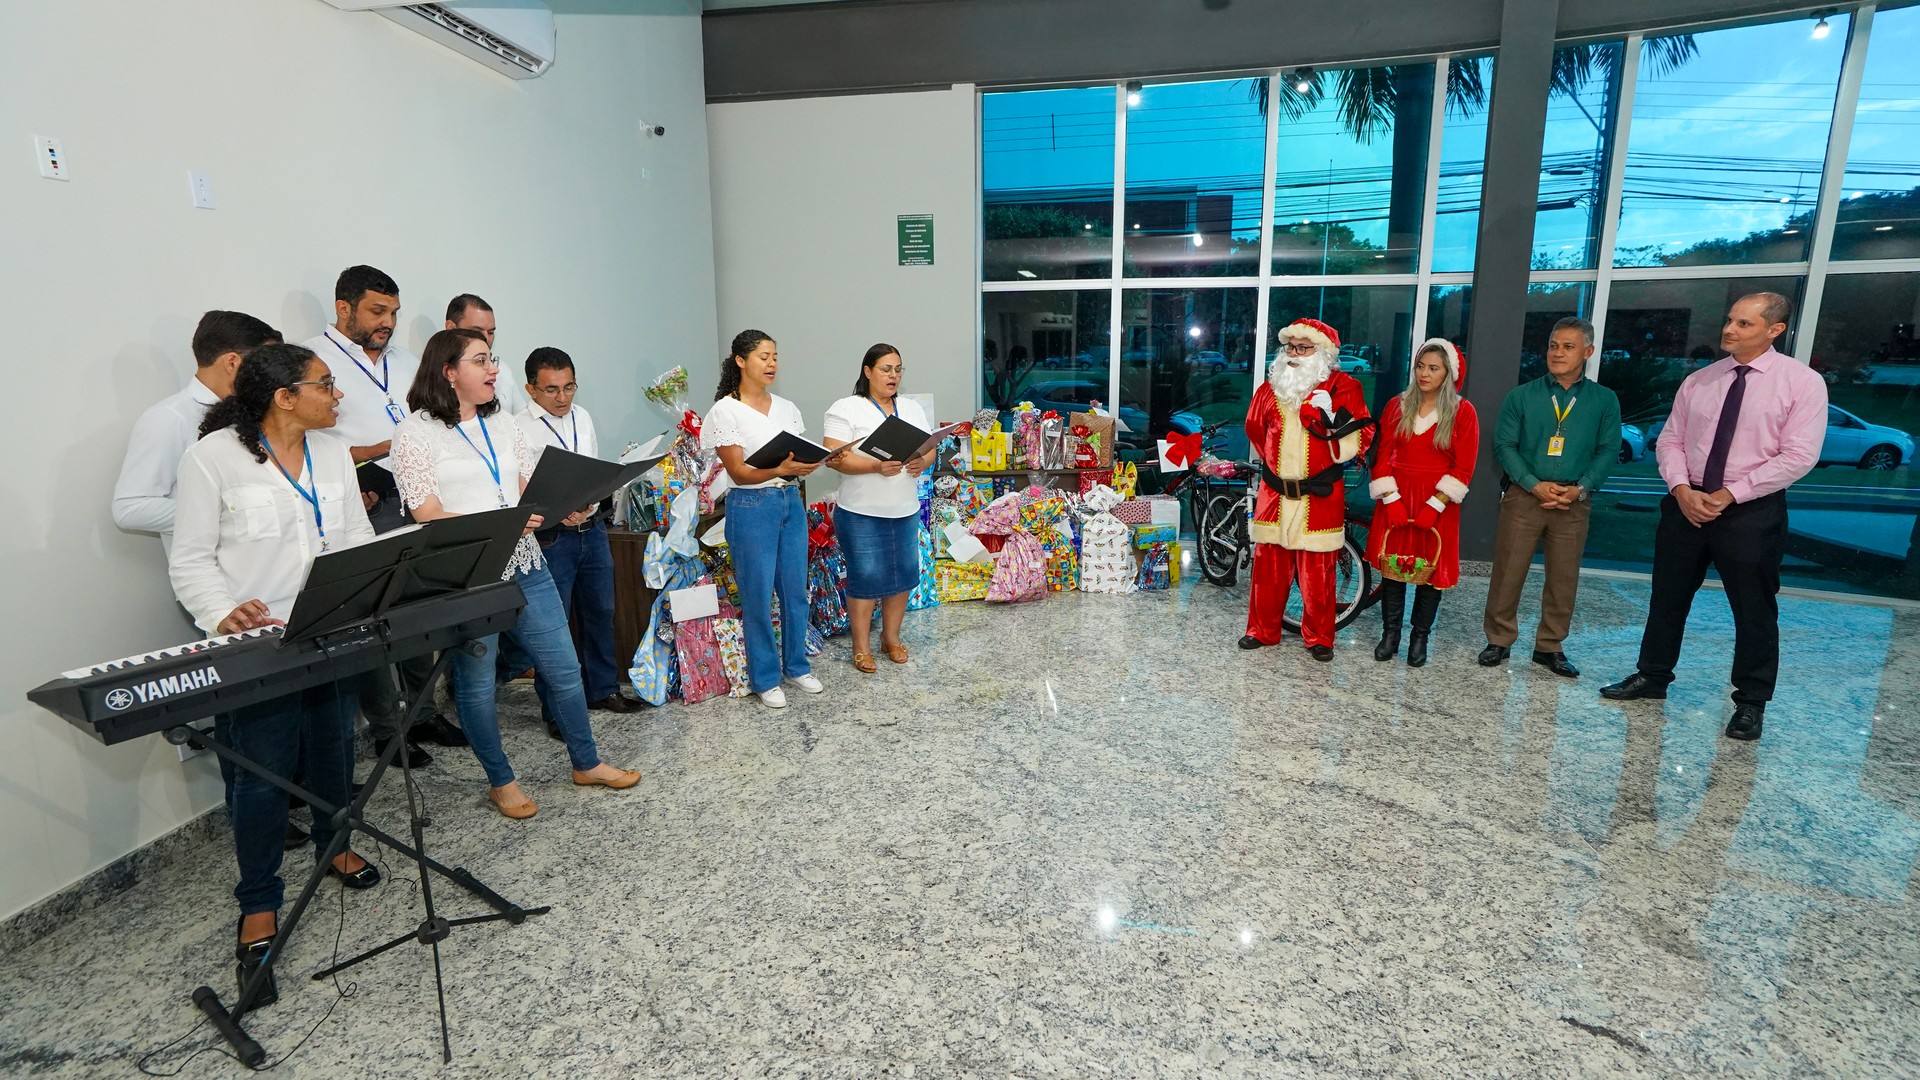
[1482,485,1592,651]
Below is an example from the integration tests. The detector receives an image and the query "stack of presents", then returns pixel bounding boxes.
[614,386,1186,709]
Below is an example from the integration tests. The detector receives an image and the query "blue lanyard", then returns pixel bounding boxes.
[539,411,578,452]
[268,437,328,551]
[328,333,405,423]
[455,417,510,508]
[868,396,896,419]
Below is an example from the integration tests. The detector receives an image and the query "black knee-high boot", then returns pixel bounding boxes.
[1406,584,1441,668]
[1374,580,1405,661]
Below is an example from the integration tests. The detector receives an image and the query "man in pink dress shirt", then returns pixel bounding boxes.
[1600,293,1827,742]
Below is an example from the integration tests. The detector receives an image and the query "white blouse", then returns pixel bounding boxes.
[170,428,376,635]
[701,393,806,491]
[822,394,930,519]
[390,409,542,579]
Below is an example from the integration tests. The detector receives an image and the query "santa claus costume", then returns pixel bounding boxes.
[1240,318,1374,660]
[1366,337,1480,667]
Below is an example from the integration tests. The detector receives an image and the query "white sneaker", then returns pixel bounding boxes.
[788,673,824,694]
[758,687,788,709]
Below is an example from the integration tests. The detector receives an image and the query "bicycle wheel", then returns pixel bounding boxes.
[1280,533,1372,635]
[1197,492,1247,586]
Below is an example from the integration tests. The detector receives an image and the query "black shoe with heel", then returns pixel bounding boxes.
[235,917,279,1010]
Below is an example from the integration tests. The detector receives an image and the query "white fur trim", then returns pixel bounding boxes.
[1414,337,1463,387]
[1411,410,1438,436]
[1435,474,1469,502]
[1377,491,1402,504]
[1332,430,1362,464]
[1278,322,1337,355]
[1369,476,1400,499]
[1425,494,1449,513]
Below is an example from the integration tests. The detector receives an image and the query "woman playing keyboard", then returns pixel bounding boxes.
[170,343,384,1004]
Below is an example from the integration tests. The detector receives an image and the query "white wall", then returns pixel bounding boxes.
[0,0,717,923]
[707,86,979,476]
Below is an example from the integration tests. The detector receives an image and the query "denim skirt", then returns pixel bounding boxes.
[834,506,921,599]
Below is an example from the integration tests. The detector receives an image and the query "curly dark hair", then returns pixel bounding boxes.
[715,329,773,401]
[199,344,319,462]
[409,328,498,425]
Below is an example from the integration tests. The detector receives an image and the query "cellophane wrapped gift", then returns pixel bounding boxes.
[1018,496,1079,592]
[1077,484,1136,594]
[1110,461,1139,499]
[1069,411,1115,467]
[972,408,1000,438]
[934,559,992,601]
[1135,542,1172,591]
[970,492,1046,603]
[1077,467,1114,495]
[907,523,941,611]
[629,488,705,704]
[806,502,850,637]
[1039,414,1067,470]
[1009,403,1039,470]
[673,606,731,706]
[707,543,740,606]
[713,606,752,698]
[929,499,961,559]
[944,432,971,474]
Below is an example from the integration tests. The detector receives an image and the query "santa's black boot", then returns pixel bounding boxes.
[1373,580,1405,661]
[1405,585,1441,668]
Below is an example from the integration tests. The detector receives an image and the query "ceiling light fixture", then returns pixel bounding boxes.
[1812,13,1832,39]
[1126,80,1143,106]
[1292,67,1313,93]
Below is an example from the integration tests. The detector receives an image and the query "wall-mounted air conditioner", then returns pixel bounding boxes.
[319,1,555,80]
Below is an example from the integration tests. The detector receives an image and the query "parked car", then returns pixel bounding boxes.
[1021,380,1204,450]
[1185,350,1250,375]
[1619,423,1648,463]
[1822,405,1913,469]
[1336,345,1376,375]
[1642,406,1912,471]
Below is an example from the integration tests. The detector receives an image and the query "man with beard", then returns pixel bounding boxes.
[1240,318,1373,661]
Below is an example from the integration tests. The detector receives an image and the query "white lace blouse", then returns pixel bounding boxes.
[390,409,542,579]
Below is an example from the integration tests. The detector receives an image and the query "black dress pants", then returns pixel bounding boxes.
[1635,491,1786,705]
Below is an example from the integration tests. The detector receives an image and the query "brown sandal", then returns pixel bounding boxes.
[884,643,909,664]
[852,652,878,674]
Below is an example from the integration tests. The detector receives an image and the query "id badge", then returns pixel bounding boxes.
[1546,435,1565,457]
[385,401,407,424]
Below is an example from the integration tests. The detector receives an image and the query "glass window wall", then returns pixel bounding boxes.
[1123,80,1266,278]
[982,88,1116,282]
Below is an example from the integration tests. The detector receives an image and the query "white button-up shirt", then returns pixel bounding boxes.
[515,401,599,466]
[169,428,375,634]
[301,326,422,450]
[112,375,223,552]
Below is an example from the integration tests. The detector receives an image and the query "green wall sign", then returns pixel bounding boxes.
[897,213,934,266]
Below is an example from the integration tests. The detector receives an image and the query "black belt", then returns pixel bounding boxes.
[1261,461,1344,500]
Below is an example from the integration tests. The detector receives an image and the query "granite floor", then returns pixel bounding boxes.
[1,570,1917,1078]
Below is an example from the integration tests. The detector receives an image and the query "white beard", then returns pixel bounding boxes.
[1271,351,1333,406]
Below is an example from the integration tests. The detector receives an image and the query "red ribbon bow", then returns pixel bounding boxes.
[1163,430,1203,467]
[1071,423,1091,438]
[679,410,702,437]
[1040,410,1060,421]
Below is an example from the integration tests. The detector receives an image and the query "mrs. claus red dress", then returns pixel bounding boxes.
[1365,396,1480,589]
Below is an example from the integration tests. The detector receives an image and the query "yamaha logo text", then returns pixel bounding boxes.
[106,666,222,710]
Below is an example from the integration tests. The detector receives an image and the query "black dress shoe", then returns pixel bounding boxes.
[1599,673,1667,700]
[588,693,644,714]
[376,738,432,769]
[326,860,382,890]
[1238,635,1268,650]
[1477,643,1510,667]
[409,712,468,748]
[282,822,309,851]
[235,918,279,1009]
[544,713,562,741]
[1308,645,1334,662]
[1724,703,1765,741]
[1531,650,1580,678]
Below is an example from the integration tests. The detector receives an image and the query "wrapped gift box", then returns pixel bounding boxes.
[1131,522,1178,547]
[934,558,993,602]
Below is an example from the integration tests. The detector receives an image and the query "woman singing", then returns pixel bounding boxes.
[1367,338,1480,667]
[822,344,936,673]
[171,343,382,1000]
[390,328,640,819]
[702,329,825,709]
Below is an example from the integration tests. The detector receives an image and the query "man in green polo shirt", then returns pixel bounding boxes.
[1479,316,1622,676]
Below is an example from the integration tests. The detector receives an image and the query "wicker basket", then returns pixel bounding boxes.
[1378,524,1443,585]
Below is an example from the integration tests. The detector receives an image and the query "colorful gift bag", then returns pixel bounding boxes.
[707,543,740,606]
[1135,542,1172,591]
[971,493,1045,603]
[629,488,705,704]
[1010,404,1040,470]
[674,614,731,706]
[1018,496,1078,593]
[1077,467,1115,495]
[1110,461,1138,499]
[934,559,993,601]
[1077,484,1136,595]
[806,503,850,637]
[991,475,1019,499]
[907,524,941,611]
[714,616,752,698]
[929,500,961,559]
[1069,411,1116,467]
[959,478,995,518]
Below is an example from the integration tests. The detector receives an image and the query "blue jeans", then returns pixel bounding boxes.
[536,520,621,701]
[215,680,355,915]
[452,562,602,786]
[725,485,811,693]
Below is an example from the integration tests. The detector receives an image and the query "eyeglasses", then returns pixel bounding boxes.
[1283,342,1317,356]
[290,377,337,392]
[872,366,904,376]
[463,355,501,369]
[533,383,579,396]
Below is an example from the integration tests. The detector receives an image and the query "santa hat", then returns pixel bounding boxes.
[1277,318,1341,354]
[1414,337,1466,392]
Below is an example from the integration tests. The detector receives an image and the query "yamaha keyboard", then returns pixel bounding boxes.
[28,581,525,746]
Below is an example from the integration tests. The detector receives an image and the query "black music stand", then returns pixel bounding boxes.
[178,507,542,1066]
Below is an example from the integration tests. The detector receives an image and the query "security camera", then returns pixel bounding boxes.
[640,121,666,137]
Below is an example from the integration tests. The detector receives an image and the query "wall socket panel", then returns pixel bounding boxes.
[34,136,67,181]
[187,170,215,209]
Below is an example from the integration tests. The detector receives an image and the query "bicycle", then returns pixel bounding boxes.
[1193,458,1381,635]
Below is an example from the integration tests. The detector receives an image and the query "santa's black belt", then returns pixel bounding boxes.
[1261,462,1343,500]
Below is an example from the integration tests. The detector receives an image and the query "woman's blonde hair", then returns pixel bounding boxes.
[1395,343,1460,449]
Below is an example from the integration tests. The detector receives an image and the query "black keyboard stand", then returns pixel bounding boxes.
[176,644,548,1066]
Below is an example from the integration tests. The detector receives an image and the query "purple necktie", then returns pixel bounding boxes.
[1699,365,1751,494]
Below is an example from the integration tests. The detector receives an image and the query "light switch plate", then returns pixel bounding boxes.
[187,170,215,209]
